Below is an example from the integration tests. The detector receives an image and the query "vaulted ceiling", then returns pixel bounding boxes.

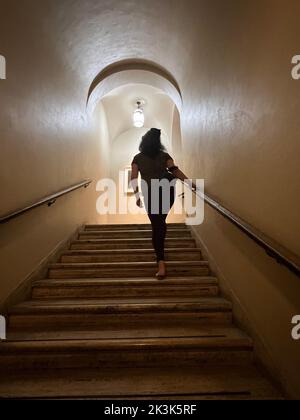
[100,83,175,144]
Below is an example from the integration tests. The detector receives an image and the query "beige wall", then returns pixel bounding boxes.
[181,2,300,254]
[171,107,183,167]
[180,1,300,398]
[0,3,108,309]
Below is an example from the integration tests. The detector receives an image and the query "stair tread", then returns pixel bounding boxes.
[33,276,218,287]
[79,230,192,239]
[71,238,196,250]
[0,365,281,399]
[49,261,209,269]
[81,229,189,234]
[6,326,249,342]
[11,297,232,313]
[62,248,202,255]
[84,223,188,230]
[73,238,194,243]
[60,248,203,262]
[85,223,187,227]
[0,329,253,352]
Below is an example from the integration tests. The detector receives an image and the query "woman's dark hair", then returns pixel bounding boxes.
[139,128,165,158]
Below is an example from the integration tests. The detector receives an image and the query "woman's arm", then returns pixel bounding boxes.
[167,159,197,190]
[131,163,143,208]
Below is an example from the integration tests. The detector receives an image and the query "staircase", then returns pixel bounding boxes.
[0,223,280,399]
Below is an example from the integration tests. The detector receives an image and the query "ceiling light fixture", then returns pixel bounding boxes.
[133,100,145,128]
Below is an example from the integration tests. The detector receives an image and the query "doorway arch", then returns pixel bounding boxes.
[89,59,185,224]
[86,59,183,115]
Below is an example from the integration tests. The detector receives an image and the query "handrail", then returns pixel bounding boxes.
[0,180,92,225]
[182,186,300,277]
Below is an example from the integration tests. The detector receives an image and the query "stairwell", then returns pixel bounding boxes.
[0,223,281,399]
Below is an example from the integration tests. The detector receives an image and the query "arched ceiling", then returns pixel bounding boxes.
[87,59,182,103]
[98,83,175,145]
[87,68,182,115]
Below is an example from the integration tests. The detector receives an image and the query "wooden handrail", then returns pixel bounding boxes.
[0,180,92,225]
[182,186,300,277]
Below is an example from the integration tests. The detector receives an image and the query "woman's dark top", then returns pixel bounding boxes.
[132,151,173,186]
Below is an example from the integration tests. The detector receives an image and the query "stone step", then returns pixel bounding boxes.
[32,277,219,299]
[0,365,281,399]
[8,297,233,330]
[85,223,188,231]
[47,261,210,279]
[0,328,253,370]
[6,325,245,342]
[60,248,202,263]
[78,229,191,240]
[0,220,282,399]
[71,237,196,250]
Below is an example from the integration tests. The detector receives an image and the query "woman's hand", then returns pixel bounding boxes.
[136,198,143,208]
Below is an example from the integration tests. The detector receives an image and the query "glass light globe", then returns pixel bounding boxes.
[133,107,145,128]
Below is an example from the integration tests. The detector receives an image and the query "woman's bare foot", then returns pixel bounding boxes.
[156,260,167,279]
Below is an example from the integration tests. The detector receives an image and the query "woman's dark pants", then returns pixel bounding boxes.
[145,185,176,263]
